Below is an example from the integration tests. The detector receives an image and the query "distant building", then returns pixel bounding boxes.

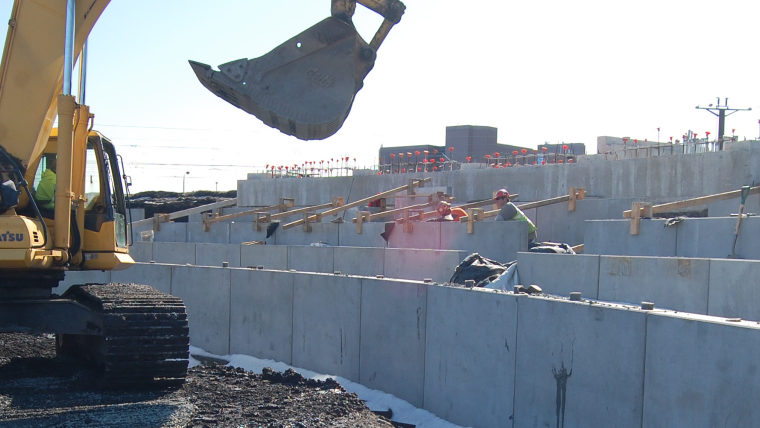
[378,125,535,166]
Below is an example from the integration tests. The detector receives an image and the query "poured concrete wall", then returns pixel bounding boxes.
[64,264,760,428]
[585,217,760,260]
[516,252,600,298]
[238,143,760,206]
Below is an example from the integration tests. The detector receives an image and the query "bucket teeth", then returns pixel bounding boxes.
[189,17,375,141]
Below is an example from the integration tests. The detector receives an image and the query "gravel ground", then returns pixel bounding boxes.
[0,333,395,427]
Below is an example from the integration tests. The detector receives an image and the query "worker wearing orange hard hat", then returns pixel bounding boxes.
[493,189,538,247]
[436,201,467,221]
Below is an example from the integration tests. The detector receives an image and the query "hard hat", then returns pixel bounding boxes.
[494,189,510,200]
[437,201,451,215]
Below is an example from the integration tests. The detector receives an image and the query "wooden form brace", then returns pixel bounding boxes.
[629,202,653,235]
[467,208,485,234]
[281,178,432,230]
[153,213,170,231]
[356,211,371,234]
[202,199,294,232]
[568,187,586,211]
[352,192,452,223]
[622,185,760,219]
[402,209,426,233]
[133,198,238,229]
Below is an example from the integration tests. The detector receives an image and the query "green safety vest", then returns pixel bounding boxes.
[509,205,537,235]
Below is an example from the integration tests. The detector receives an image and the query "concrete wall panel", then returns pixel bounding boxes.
[338,222,389,248]
[584,219,677,257]
[240,244,288,270]
[423,286,518,428]
[111,263,173,295]
[440,221,527,263]
[154,222,187,242]
[275,223,340,247]
[288,246,334,273]
[229,269,294,363]
[676,217,760,260]
[708,259,760,321]
[196,243,241,268]
[383,248,466,283]
[643,312,760,428]
[187,223,230,244]
[229,221,276,245]
[598,256,710,313]
[516,252,600,299]
[334,247,384,277]
[128,241,153,262]
[171,266,231,355]
[513,297,647,428]
[359,278,427,407]
[292,274,362,382]
[387,221,441,250]
[152,242,196,265]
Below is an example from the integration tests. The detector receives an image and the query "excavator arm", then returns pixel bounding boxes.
[189,0,406,141]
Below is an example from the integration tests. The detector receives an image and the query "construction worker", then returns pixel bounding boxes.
[436,201,467,221]
[35,154,56,211]
[493,188,537,247]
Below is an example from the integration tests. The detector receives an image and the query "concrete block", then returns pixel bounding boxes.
[187,222,230,244]
[584,219,677,257]
[440,221,527,263]
[535,198,638,246]
[292,273,362,382]
[643,312,760,427]
[111,262,173,295]
[196,243,241,268]
[240,244,288,270]
[171,265,231,355]
[275,223,340,247]
[128,208,145,221]
[708,259,760,321]
[153,222,187,243]
[383,248,467,283]
[338,222,389,248]
[387,221,441,250]
[229,221,275,245]
[706,193,760,217]
[152,242,196,265]
[333,247,384,277]
[516,252,600,299]
[229,269,294,363]
[513,296,647,428]
[598,256,710,313]
[288,246,334,273]
[128,241,153,262]
[676,217,760,260]
[130,221,153,244]
[57,270,111,295]
[359,278,427,408]
[423,286,519,428]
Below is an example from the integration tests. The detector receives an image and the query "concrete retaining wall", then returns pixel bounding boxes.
[237,143,760,206]
[63,263,760,428]
[584,217,760,260]
[128,242,467,283]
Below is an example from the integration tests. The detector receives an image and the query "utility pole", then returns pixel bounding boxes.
[695,98,752,150]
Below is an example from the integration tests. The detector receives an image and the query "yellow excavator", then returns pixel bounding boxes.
[0,0,404,387]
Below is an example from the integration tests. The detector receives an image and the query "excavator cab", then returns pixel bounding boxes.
[189,0,405,141]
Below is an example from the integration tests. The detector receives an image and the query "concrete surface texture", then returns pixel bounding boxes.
[236,141,760,206]
[585,217,760,260]
[62,264,760,428]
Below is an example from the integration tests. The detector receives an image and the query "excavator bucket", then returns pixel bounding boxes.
[189,17,376,141]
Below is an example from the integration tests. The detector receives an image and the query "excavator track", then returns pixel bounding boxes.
[60,283,189,389]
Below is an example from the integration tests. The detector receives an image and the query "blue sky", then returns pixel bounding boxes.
[2,0,759,193]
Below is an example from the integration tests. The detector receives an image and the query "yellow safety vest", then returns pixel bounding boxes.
[509,205,537,235]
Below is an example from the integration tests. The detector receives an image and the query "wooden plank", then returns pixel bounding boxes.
[458,194,568,223]
[569,187,577,212]
[351,197,451,223]
[132,198,237,228]
[406,196,518,223]
[204,201,294,227]
[622,186,760,218]
[571,243,584,253]
[282,178,431,230]
[630,202,642,235]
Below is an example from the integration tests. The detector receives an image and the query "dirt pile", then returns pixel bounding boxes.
[128,190,236,220]
[0,333,394,428]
